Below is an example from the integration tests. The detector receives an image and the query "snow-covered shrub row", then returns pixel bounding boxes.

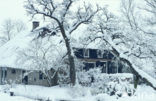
[77,68,101,86]
[77,68,134,97]
[105,81,135,98]
[0,85,10,93]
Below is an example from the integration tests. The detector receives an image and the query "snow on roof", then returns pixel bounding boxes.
[0,30,34,69]
[0,23,114,70]
[0,27,64,70]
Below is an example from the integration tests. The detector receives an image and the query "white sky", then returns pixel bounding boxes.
[0,0,32,29]
[0,0,121,30]
[0,0,28,22]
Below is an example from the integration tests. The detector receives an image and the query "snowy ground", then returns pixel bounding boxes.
[0,84,156,101]
[0,92,35,101]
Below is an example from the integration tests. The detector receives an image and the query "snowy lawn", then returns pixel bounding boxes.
[0,84,156,101]
[10,85,73,100]
[0,92,35,101]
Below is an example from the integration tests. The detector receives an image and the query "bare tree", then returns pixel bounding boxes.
[144,0,156,16]
[0,19,27,44]
[142,0,156,34]
[120,0,138,29]
[0,19,14,42]
[15,20,27,33]
[25,0,100,85]
[121,0,156,35]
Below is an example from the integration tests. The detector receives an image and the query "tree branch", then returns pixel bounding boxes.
[69,4,100,34]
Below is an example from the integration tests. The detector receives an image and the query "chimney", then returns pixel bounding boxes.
[32,21,39,30]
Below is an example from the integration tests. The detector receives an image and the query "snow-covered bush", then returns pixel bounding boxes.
[57,73,70,86]
[77,68,134,96]
[106,80,134,97]
[77,68,101,86]
[0,84,13,93]
[69,84,91,98]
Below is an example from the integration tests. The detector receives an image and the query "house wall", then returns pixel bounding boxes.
[0,67,23,84]
[0,68,2,84]
[0,67,57,87]
[26,70,58,86]
[7,68,23,84]
[27,71,50,87]
[74,48,131,74]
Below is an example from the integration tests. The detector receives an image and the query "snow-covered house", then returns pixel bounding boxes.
[0,22,59,86]
[0,22,131,86]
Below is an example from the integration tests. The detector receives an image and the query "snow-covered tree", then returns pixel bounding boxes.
[25,0,100,85]
[17,35,67,86]
[120,0,156,87]
[82,6,156,90]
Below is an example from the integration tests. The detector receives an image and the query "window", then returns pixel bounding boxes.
[118,63,123,73]
[1,69,7,84]
[107,62,117,74]
[97,50,103,58]
[5,70,7,78]
[2,70,7,78]
[34,78,36,81]
[11,69,16,74]
[100,62,107,73]
[74,49,84,58]
[84,49,89,58]
[39,71,43,80]
[22,70,26,74]
[84,62,95,71]
[2,67,7,78]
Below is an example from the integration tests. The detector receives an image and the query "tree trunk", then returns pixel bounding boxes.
[59,24,76,85]
[120,58,156,90]
[134,75,139,89]
[69,55,76,85]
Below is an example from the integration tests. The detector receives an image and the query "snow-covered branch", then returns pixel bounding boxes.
[69,4,100,34]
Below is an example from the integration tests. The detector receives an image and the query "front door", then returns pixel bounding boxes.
[22,76,28,84]
[22,70,28,84]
